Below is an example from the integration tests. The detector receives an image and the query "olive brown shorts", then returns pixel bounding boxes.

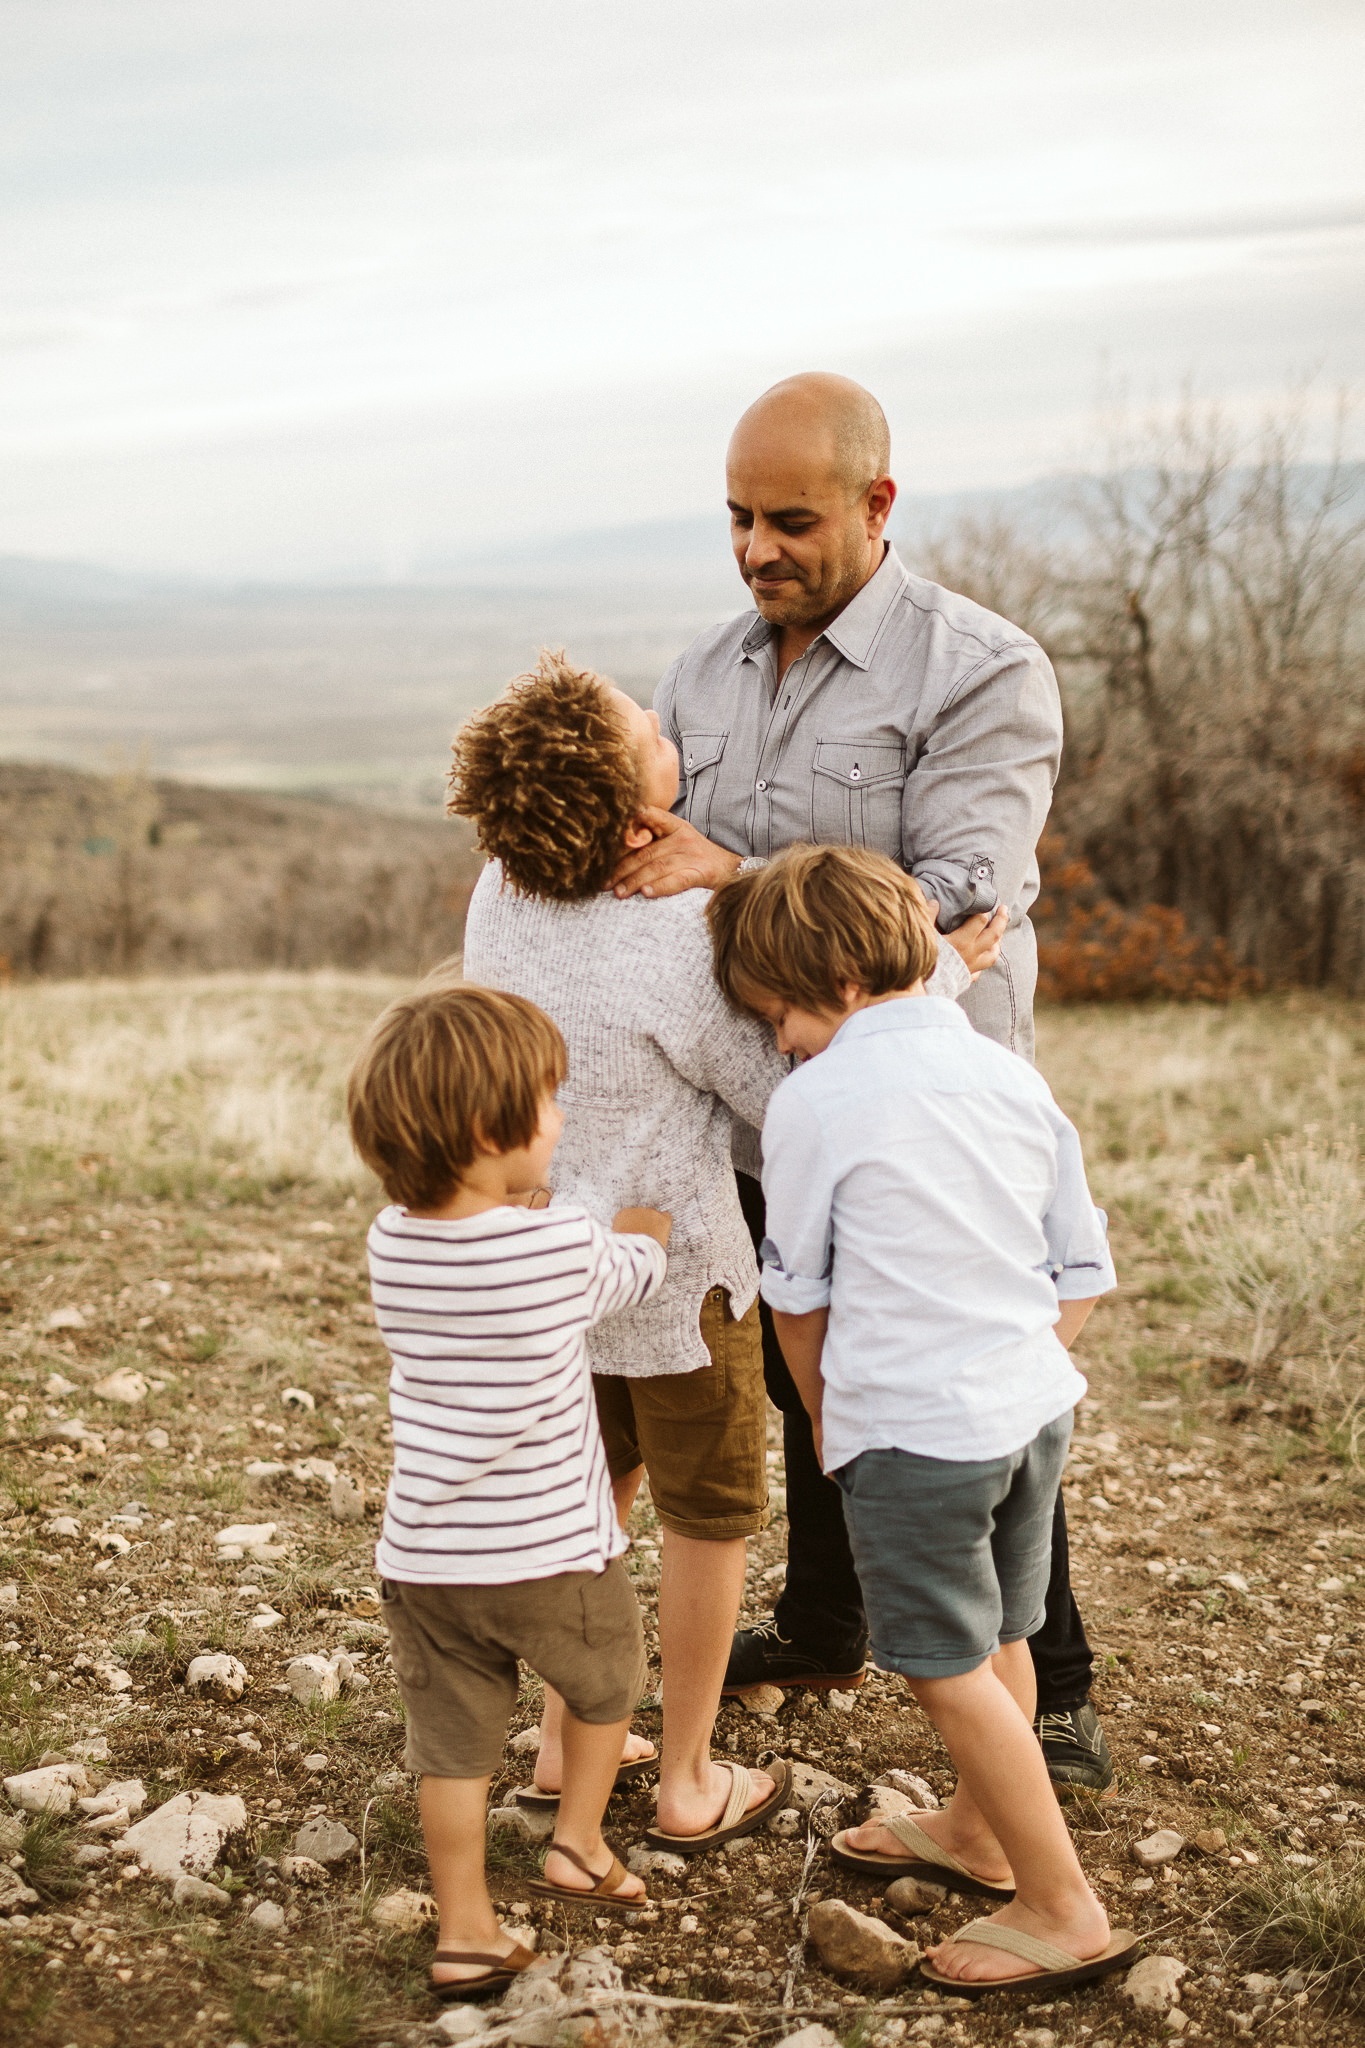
[379,1559,647,1778]
[591,1288,769,1541]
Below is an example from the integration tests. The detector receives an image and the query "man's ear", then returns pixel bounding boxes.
[865,475,897,538]
[622,818,655,851]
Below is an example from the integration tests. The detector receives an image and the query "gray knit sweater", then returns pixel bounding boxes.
[462,860,970,1378]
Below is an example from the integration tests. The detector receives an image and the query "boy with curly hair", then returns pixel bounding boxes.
[449,650,982,1853]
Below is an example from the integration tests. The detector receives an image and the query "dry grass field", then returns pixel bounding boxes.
[1,978,1363,2048]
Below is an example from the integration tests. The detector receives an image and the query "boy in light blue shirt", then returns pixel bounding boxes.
[707,845,1135,1999]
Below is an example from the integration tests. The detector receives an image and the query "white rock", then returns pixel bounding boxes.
[119,1789,248,1880]
[788,1762,856,1812]
[1281,1673,1303,1698]
[80,1805,130,1837]
[215,1521,277,1549]
[279,1854,330,1885]
[433,2009,493,2041]
[1219,1572,1250,1594]
[626,1845,687,1877]
[144,1427,171,1451]
[45,1373,78,1397]
[79,1778,146,1819]
[292,1818,359,1865]
[807,1898,917,1989]
[285,1655,339,1704]
[293,1457,338,1484]
[509,1728,542,1754]
[0,1864,40,1910]
[875,1770,939,1810]
[302,1753,328,1773]
[93,1368,148,1406]
[768,1807,803,1838]
[45,1306,86,1331]
[1133,1829,1186,1869]
[45,1515,81,1539]
[249,1899,287,1930]
[488,1802,555,1842]
[739,1683,785,1718]
[885,1874,948,1915]
[826,1689,857,1713]
[95,1662,132,1694]
[1016,2031,1056,2048]
[173,1873,231,1911]
[92,1530,131,1556]
[185,1654,248,1700]
[329,1475,365,1525]
[72,1844,109,1868]
[244,1460,290,1480]
[1124,1956,1188,2011]
[246,1607,285,1632]
[371,1886,438,1932]
[280,1387,315,1413]
[773,2027,840,2048]
[3,1762,91,1814]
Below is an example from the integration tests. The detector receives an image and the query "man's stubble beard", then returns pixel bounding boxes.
[745,527,875,631]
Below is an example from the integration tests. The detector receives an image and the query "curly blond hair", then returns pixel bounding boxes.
[447,650,642,901]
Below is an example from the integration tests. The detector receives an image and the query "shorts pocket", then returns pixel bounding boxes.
[810,738,905,852]
[578,1565,643,1655]
[380,1581,432,1692]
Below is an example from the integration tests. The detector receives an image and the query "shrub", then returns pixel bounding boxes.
[1034,831,1259,1002]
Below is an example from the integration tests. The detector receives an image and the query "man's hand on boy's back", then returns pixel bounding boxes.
[611,810,741,899]
[613,1206,672,1248]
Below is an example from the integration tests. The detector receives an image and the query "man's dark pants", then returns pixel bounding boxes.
[735,1173,1094,1709]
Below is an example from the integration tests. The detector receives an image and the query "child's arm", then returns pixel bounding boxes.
[613,1205,672,1249]
[772,1307,829,1465]
[1054,1296,1099,1349]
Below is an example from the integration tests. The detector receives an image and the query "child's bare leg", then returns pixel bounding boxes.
[420,1774,521,1985]
[542,1708,646,1900]
[911,1645,1108,1984]
[654,1530,777,1836]
[535,1464,655,1793]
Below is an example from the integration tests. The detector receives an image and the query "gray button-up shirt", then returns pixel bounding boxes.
[654,544,1062,1060]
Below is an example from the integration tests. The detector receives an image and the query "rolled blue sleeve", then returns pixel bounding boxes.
[1041,1105,1118,1301]
[759,1083,836,1314]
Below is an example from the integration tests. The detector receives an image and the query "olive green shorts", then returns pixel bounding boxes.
[592,1288,770,1541]
[379,1560,646,1779]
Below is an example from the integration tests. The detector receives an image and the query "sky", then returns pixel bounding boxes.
[2,0,1363,581]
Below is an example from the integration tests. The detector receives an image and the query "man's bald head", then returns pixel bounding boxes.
[729,372,891,501]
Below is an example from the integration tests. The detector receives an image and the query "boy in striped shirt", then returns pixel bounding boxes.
[348,982,670,2001]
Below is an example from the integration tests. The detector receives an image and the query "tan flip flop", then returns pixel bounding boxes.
[919,1919,1140,1996]
[643,1756,793,1856]
[829,1813,1015,1899]
[431,1940,537,2002]
[526,1842,642,1911]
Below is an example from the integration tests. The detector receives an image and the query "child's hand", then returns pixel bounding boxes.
[940,902,1008,981]
[613,1205,672,1248]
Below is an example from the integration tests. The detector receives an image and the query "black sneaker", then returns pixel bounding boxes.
[721,1620,868,1696]
[1035,1702,1114,1796]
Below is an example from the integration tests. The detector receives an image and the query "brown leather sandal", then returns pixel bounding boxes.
[430,1940,537,2002]
[526,1841,643,1910]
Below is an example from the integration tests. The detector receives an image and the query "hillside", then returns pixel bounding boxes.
[0,763,483,979]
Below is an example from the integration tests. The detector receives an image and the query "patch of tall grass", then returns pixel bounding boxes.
[1230,1858,1365,2013]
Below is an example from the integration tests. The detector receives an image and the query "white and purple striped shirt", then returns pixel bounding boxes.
[370,1203,666,1585]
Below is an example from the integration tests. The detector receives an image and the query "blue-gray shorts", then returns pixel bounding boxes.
[831,1410,1073,1679]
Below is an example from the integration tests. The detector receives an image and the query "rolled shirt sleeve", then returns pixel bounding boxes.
[904,641,1062,932]
[1040,1104,1118,1302]
[758,1083,836,1315]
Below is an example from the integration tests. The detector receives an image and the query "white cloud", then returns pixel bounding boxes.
[0,0,1361,573]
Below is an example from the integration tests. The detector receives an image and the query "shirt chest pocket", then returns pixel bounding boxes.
[810,739,906,853]
[679,731,729,838]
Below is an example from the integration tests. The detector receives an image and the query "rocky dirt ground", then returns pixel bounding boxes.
[0,994,1362,2048]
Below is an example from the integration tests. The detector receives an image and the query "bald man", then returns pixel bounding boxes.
[611,373,1113,1795]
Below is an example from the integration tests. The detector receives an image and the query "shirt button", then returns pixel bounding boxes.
[756,780,768,792]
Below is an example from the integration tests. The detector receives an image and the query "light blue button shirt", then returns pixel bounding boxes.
[758,996,1116,1470]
